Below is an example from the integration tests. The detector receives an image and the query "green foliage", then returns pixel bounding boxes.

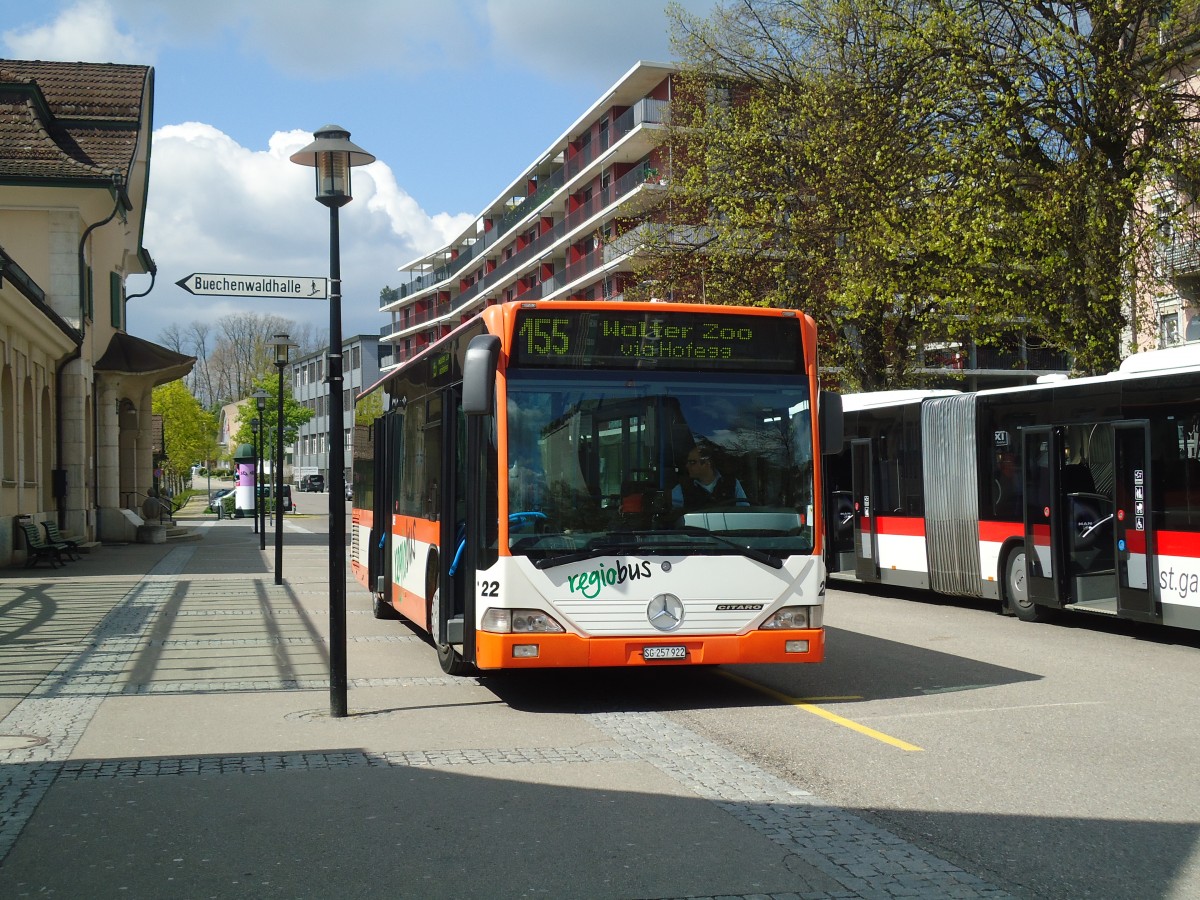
[651,0,1200,385]
[232,375,314,450]
[152,381,219,480]
[355,389,384,426]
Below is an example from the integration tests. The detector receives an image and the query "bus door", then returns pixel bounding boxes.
[437,388,471,668]
[1023,427,1064,606]
[1024,424,1124,612]
[851,439,880,583]
[372,414,398,599]
[825,452,855,574]
[1114,422,1159,622]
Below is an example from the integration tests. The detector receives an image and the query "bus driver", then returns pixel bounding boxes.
[672,443,749,511]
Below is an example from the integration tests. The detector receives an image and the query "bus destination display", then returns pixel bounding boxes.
[510,310,803,373]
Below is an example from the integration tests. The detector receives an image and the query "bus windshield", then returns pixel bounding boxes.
[506,371,815,565]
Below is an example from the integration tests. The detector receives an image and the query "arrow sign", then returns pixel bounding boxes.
[176,272,329,300]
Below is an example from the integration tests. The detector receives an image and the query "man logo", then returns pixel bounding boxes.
[647,593,684,631]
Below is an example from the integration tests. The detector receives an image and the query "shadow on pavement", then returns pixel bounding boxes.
[482,627,1041,715]
[0,753,1195,900]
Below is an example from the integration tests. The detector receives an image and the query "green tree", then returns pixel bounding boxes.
[232,376,314,452]
[153,380,218,484]
[355,389,384,426]
[653,0,1200,384]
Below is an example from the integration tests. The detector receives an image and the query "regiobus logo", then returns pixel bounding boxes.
[566,561,655,598]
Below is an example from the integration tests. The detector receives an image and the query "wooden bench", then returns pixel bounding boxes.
[18,521,66,568]
[42,521,82,560]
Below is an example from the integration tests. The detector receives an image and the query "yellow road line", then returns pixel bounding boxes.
[719,671,924,752]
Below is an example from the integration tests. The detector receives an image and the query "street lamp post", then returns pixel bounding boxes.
[271,334,297,586]
[249,417,260,533]
[291,125,375,718]
[252,389,269,550]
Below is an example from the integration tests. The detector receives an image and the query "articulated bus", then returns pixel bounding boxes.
[825,345,1200,632]
[351,300,842,674]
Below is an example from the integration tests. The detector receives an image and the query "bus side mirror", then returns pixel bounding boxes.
[463,334,501,416]
[819,391,843,455]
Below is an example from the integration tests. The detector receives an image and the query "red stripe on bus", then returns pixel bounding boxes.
[1156,530,1200,557]
[1124,529,1146,554]
[873,515,926,537]
[979,520,1022,543]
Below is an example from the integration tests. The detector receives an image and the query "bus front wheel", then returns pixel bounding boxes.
[1005,547,1044,622]
[427,557,472,676]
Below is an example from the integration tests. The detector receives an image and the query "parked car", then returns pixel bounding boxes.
[300,474,325,493]
[207,488,233,510]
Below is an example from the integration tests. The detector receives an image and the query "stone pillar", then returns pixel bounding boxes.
[97,379,130,541]
[135,386,155,501]
[59,357,91,540]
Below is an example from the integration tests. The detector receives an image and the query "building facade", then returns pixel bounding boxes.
[290,334,381,488]
[0,60,192,564]
[1142,43,1200,352]
[379,62,674,364]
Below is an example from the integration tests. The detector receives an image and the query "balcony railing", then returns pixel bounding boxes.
[1162,234,1200,277]
[380,101,671,310]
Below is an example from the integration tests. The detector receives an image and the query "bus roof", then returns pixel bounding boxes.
[1118,344,1200,375]
[840,389,959,412]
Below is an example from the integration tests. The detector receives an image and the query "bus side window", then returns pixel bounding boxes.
[1184,459,1200,529]
[993,452,1020,519]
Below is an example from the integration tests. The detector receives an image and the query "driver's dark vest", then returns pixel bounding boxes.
[680,474,738,508]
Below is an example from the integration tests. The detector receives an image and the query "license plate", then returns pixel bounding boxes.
[643,645,687,661]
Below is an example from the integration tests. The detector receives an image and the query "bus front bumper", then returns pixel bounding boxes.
[473,628,824,669]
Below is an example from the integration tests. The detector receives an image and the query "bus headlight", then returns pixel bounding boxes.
[759,605,822,630]
[481,608,565,634]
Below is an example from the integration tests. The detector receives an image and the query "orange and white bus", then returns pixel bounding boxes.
[351,300,842,674]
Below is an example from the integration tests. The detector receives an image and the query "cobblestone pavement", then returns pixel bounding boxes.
[0,516,1018,899]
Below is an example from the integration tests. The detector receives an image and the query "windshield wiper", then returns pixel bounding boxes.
[667,526,784,569]
[531,536,640,570]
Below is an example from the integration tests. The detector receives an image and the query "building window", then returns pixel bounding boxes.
[1160,312,1180,348]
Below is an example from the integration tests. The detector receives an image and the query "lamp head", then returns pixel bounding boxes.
[271,333,297,366]
[290,125,376,209]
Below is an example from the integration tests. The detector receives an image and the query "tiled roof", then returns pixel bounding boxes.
[0,60,149,183]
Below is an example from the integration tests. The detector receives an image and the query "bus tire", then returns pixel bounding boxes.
[372,592,398,620]
[427,554,473,676]
[1004,547,1044,623]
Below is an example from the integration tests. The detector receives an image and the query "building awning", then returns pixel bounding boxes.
[94,331,195,385]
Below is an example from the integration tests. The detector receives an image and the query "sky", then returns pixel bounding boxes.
[0,0,717,347]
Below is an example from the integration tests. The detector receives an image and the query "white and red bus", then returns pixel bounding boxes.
[351,300,842,674]
[825,346,1200,631]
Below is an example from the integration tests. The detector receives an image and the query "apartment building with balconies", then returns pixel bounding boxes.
[1136,37,1200,351]
[379,61,675,366]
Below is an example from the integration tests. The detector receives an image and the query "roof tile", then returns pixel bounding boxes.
[0,59,149,183]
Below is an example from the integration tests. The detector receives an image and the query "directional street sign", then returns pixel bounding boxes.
[175,272,329,300]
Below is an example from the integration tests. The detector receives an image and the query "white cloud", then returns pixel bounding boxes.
[127,123,472,341]
[55,0,485,77]
[484,0,715,81]
[2,0,154,64]
[6,0,714,80]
